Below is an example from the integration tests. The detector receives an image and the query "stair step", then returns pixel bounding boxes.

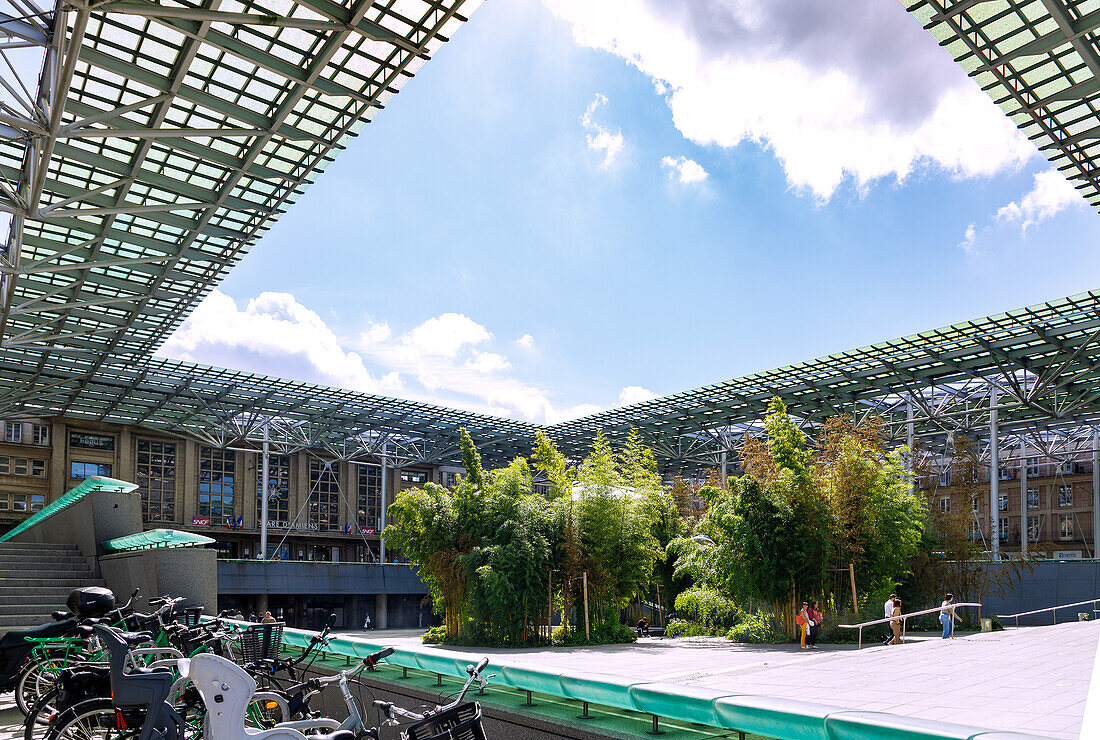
[0,586,82,597]
[0,604,68,616]
[0,553,87,563]
[0,567,94,576]
[0,577,100,587]
[0,543,80,552]
[0,614,66,627]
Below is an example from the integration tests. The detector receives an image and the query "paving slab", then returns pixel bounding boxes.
[338,621,1099,738]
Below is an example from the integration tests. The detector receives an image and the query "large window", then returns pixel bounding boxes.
[136,440,176,523]
[199,447,235,520]
[1059,514,1074,541]
[998,494,1008,511]
[309,460,340,531]
[356,464,381,533]
[998,517,1009,541]
[257,454,291,525]
[4,422,20,443]
[939,497,949,513]
[32,425,48,445]
[1027,515,1040,542]
[1027,487,1039,510]
[1059,485,1073,508]
[70,461,111,479]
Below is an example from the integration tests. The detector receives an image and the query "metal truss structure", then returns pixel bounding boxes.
[0,0,1099,487]
[0,0,478,366]
[905,0,1100,213]
[548,290,1100,475]
[2,289,1100,477]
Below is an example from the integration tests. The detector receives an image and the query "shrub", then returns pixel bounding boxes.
[421,626,447,644]
[664,618,713,638]
[726,612,785,644]
[674,587,744,630]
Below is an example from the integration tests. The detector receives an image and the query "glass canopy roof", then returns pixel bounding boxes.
[1,0,1100,475]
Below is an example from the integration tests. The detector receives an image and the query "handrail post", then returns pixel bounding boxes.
[902,616,907,644]
[858,626,862,650]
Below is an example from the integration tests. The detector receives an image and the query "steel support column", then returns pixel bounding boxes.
[990,386,1000,559]
[259,422,270,560]
[907,399,915,494]
[379,443,388,563]
[1020,442,1028,557]
[1093,431,1099,554]
[719,449,727,487]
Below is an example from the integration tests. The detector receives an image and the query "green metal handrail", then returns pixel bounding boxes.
[0,476,137,543]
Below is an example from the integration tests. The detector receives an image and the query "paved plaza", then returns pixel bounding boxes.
[339,621,1099,738]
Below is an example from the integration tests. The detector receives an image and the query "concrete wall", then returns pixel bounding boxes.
[981,560,1100,625]
[216,560,427,595]
[99,548,217,613]
[10,490,143,573]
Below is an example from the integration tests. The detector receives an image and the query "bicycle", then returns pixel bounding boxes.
[372,656,492,740]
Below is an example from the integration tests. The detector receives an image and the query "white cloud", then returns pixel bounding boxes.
[545,0,1035,198]
[996,167,1083,232]
[159,290,600,425]
[661,155,708,184]
[618,385,657,406]
[158,290,402,394]
[957,223,977,256]
[581,94,625,170]
[465,350,510,373]
[516,334,534,348]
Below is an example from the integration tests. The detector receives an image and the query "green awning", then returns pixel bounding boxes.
[101,529,215,553]
[0,476,138,543]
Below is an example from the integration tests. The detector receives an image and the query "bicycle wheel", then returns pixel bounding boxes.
[16,655,68,716]
[44,701,141,740]
[24,686,61,740]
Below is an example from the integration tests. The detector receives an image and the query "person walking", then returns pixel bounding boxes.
[939,593,958,639]
[882,593,896,645]
[888,598,902,645]
[363,612,372,630]
[807,600,822,649]
[798,601,811,649]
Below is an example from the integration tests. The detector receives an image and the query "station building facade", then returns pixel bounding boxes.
[0,415,468,629]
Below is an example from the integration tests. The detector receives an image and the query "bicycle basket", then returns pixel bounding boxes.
[181,606,204,627]
[404,702,486,740]
[238,623,283,663]
[125,612,162,634]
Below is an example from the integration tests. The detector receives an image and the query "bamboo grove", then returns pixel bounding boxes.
[384,398,1019,646]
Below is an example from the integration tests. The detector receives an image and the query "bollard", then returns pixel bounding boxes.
[436,673,443,686]
[523,690,534,707]
[577,701,593,720]
[646,714,664,735]
[401,666,408,680]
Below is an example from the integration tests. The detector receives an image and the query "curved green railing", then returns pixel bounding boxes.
[0,476,137,543]
[263,623,1052,740]
[101,528,214,552]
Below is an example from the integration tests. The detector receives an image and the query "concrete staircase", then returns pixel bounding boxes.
[0,542,103,632]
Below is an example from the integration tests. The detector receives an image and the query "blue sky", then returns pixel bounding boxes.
[161,0,1100,423]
